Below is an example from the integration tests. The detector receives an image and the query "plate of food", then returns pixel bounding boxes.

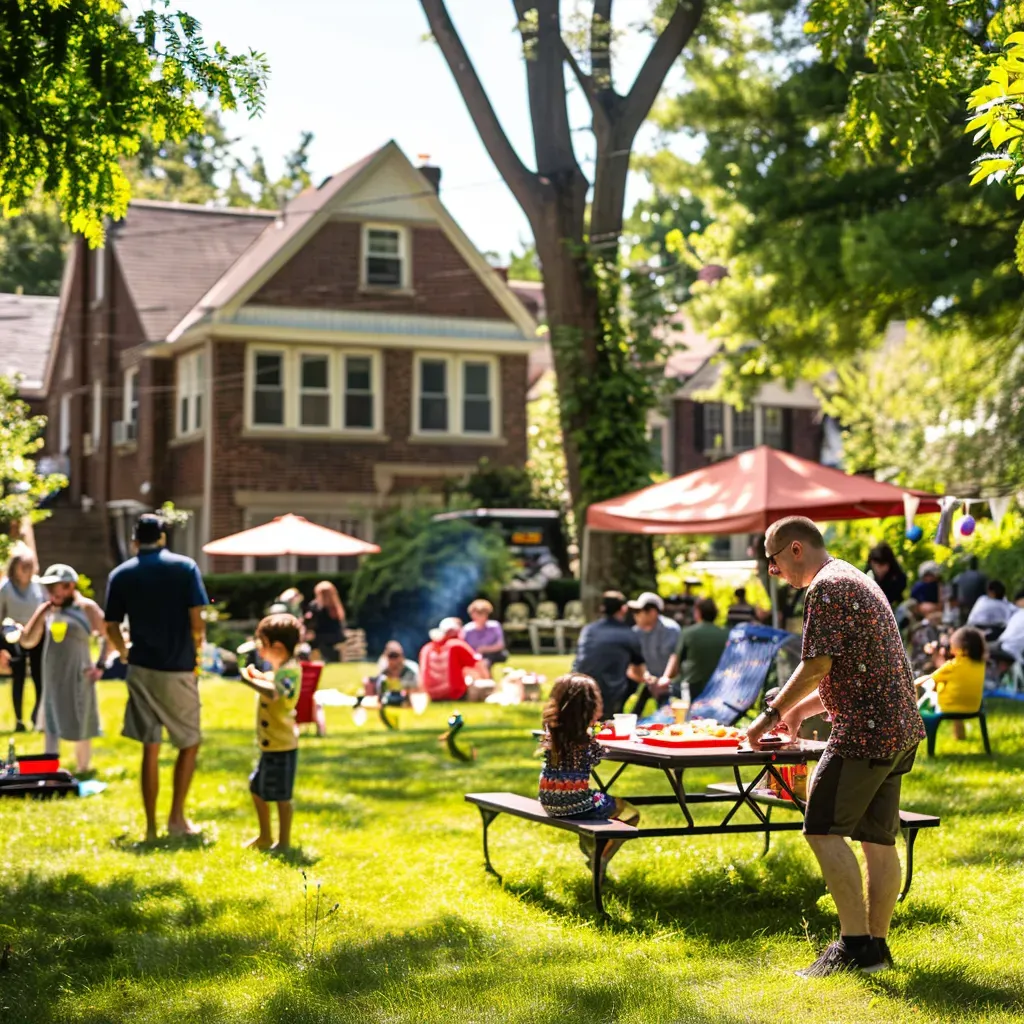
[640,720,745,748]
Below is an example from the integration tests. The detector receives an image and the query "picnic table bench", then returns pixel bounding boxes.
[468,738,940,917]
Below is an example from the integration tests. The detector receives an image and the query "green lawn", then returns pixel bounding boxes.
[0,658,1022,1023]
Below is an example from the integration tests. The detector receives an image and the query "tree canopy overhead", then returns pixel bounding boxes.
[0,0,268,246]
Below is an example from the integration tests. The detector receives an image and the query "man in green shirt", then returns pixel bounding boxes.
[671,597,729,700]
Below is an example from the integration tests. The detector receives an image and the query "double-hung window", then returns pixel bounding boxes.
[253,351,285,427]
[176,350,206,436]
[762,406,786,449]
[124,367,139,431]
[247,347,380,433]
[299,354,330,428]
[363,225,407,289]
[414,355,498,438]
[732,407,755,451]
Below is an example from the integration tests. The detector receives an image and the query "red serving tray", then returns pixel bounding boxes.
[641,735,740,749]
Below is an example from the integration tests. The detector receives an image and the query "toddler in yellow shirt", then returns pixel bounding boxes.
[916,626,986,738]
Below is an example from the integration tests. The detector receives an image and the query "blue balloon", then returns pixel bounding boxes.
[906,525,924,542]
[960,515,976,537]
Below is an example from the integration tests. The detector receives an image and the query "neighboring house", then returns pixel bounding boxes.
[39,141,538,578]
[1,291,60,421]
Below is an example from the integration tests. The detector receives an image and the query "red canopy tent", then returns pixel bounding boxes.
[203,514,380,558]
[587,447,940,535]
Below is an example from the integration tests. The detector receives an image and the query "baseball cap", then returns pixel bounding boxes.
[918,560,941,579]
[430,617,462,642]
[628,591,664,612]
[38,563,79,586]
[134,513,164,545]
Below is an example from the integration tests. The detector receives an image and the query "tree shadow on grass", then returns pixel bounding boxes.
[0,870,283,1021]
[878,960,1024,1015]
[253,912,756,1024]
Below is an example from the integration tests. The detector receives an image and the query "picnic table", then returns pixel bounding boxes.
[468,735,939,917]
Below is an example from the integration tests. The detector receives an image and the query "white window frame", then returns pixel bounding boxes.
[91,379,103,445]
[176,351,205,438]
[298,351,333,431]
[244,345,382,435]
[360,223,410,291]
[412,353,500,439]
[123,367,139,428]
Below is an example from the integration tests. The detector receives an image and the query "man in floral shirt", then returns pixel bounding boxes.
[747,516,925,978]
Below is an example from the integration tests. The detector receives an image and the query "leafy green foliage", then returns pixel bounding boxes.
[349,507,511,650]
[0,375,66,565]
[507,243,542,282]
[0,194,67,295]
[445,459,551,511]
[0,0,268,246]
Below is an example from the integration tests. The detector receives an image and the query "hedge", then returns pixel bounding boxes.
[203,572,355,621]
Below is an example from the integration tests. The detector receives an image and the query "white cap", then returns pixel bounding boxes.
[38,563,79,586]
[627,592,664,612]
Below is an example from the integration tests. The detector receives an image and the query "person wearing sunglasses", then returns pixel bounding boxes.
[748,516,925,979]
[366,640,420,697]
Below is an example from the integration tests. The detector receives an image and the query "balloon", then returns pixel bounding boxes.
[960,515,976,536]
[906,525,924,542]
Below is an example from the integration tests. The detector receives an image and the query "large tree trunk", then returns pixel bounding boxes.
[418,0,704,604]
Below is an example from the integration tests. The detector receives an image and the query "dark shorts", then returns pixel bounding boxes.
[249,748,298,803]
[803,744,918,846]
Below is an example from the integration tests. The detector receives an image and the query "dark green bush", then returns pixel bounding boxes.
[543,577,580,612]
[203,572,355,621]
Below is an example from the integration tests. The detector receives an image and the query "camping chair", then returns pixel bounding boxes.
[296,661,327,736]
[688,623,797,725]
[555,600,586,653]
[503,602,531,652]
[528,600,561,655]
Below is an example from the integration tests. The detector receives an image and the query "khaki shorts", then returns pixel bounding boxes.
[122,665,202,749]
[803,744,918,846]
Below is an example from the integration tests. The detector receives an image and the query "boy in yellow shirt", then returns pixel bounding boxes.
[915,626,986,739]
[240,613,301,850]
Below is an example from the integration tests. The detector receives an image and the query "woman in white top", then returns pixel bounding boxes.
[0,546,47,731]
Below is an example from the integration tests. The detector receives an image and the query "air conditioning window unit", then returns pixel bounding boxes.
[112,420,137,446]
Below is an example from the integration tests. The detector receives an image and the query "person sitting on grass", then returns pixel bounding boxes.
[538,672,640,876]
[462,599,508,669]
[915,626,986,741]
[240,613,302,851]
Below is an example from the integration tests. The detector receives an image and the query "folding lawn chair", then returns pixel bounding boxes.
[296,661,327,736]
[688,622,798,725]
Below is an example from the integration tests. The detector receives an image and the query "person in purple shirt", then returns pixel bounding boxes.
[463,599,508,669]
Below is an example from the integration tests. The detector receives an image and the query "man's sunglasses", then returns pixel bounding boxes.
[386,652,402,659]
[765,541,792,574]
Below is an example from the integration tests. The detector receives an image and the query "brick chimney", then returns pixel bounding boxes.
[417,154,441,194]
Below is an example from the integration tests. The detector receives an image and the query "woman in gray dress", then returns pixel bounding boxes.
[20,564,104,773]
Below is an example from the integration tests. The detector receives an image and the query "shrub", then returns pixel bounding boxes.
[202,572,355,621]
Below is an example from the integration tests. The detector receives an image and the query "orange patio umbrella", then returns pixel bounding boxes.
[587,447,940,535]
[202,514,380,558]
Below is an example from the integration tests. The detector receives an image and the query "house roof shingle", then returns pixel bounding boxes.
[0,292,60,393]
[111,200,276,343]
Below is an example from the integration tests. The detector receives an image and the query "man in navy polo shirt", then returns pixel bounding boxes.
[104,514,209,842]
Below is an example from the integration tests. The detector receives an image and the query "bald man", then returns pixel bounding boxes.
[747,516,924,978]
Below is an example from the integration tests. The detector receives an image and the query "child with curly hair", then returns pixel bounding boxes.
[538,672,640,870]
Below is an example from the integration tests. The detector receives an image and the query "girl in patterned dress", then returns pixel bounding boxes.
[538,673,640,869]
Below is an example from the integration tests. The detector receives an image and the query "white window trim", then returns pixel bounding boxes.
[412,353,501,440]
[123,367,139,426]
[360,223,411,291]
[176,351,206,439]
[93,247,106,305]
[647,410,672,474]
[244,344,383,435]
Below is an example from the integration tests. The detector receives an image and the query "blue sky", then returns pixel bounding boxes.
[158,0,677,259]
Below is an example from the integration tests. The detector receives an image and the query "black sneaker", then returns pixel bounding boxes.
[13,721,26,733]
[876,938,894,969]
[795,939,888,978]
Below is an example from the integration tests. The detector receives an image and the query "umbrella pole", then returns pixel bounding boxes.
[770,574,781,630]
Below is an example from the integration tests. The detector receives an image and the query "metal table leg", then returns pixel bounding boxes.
[478,807,502,881]
[898,827,918,902]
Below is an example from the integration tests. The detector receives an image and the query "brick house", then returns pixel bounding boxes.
[39,142,538,582]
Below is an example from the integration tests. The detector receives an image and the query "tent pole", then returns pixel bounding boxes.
[770,574,781,630]
[580,524,595,618]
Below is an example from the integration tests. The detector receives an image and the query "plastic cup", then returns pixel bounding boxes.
[410,691,430,715]
[612,713,637,739]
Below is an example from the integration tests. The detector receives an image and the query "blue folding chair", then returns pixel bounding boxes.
[688,623,798,725]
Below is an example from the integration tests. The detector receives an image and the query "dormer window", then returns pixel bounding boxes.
[362,225,408,290]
